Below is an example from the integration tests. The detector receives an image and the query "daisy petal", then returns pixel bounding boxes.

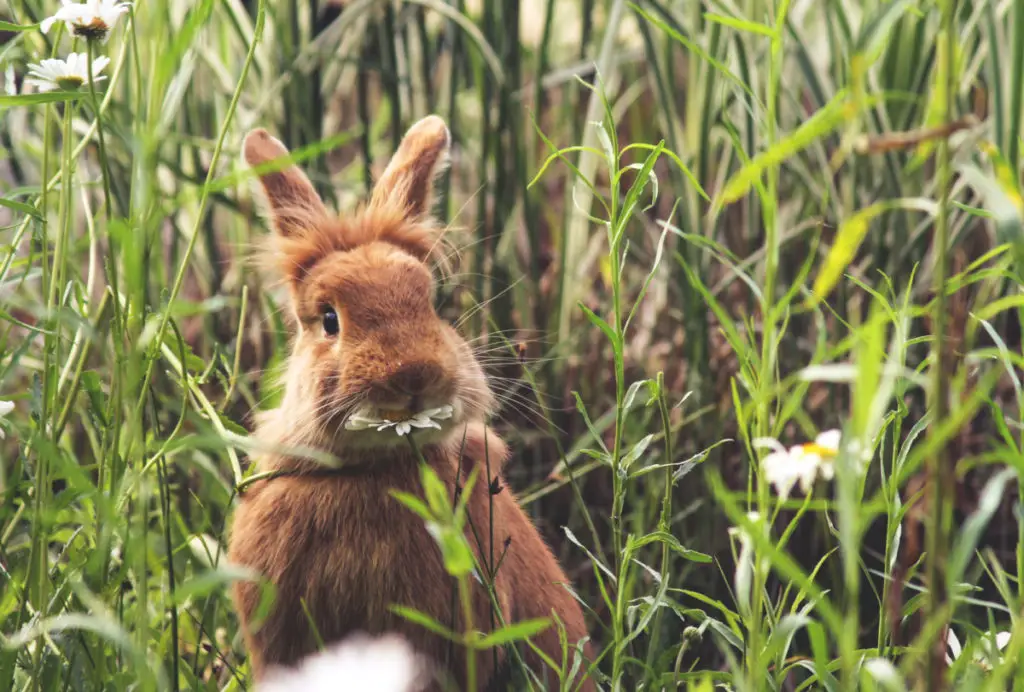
[947,629,962,659]
[25,78,58,92]
[815,429,842,452]
[752,437,786,454]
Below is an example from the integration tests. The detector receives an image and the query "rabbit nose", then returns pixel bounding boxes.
[391,361,443,395]
[373,361,445,409]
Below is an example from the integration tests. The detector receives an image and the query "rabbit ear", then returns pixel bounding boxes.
[369,115,450,219]
[243,128,328,237]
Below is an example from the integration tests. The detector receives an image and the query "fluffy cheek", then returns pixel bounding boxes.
[293,333,347,420]
[450,337,495,421]
[313,366,342,416]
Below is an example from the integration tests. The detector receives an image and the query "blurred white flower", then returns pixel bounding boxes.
[754,428,872,502]
[345,405,453,437]
[4,65,15,96]
[259,633,428,692]
[754,430,841,501]
[861,657,905,691]
[946,628,1012,670]
[41,0,131,41]
[728,511,762,617]
[26,53,109,92]
[0,400,13,439]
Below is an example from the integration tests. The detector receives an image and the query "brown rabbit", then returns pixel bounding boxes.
[228,116,594,691]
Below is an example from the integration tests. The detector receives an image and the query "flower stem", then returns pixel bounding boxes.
[458,575,477,692]
[924,0,957,689]
[643,372,675,673]
[27,91,56,692]
[86,40,114,219]
[750,0,791,685]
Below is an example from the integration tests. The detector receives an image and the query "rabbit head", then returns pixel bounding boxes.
[244,116,495,454]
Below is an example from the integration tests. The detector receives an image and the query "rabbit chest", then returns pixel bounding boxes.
[228,457,505,673]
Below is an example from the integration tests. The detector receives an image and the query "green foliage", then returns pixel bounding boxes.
[1,0,1024,690]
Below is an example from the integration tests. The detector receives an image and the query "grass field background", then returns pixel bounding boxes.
[1,0,1024,689]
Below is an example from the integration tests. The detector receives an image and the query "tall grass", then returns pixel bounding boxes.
[1,0,1023,690]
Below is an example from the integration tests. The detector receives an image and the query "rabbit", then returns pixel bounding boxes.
[227,115,595,692]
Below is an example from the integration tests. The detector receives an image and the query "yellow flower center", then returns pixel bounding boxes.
[378,408,410,422]
[55,76,85,90]
[800,443,837,457]
[72,19,110,40]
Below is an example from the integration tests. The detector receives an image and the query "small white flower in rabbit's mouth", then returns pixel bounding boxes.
[344,405,454,437]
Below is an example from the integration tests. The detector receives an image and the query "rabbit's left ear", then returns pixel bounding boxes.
[369,115,451,219]
[243,128,328,237]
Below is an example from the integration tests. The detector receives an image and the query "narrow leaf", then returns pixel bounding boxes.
[0,20,40,31]
[473,618,551,648]
[718,92,854,205]
[389,606,459,640]
[0,91,86,106]
[703,12,775,38]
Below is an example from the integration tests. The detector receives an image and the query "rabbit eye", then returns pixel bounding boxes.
[321,307,340,337]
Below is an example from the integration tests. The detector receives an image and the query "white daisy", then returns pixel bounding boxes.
[259,633,428,692]
[345,405,454,437]
[753,429,844,502]
[26,53,110,93]
[946,629,1012,670]
[0,400,13,439]
[41,0,131,41]
[728,511,763,616]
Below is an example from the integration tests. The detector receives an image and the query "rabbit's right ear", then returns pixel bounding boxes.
[243,128,327,237]
[369,115,450,220]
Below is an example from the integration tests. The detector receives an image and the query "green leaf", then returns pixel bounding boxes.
[975,316,1024,412]
[472,618,551,649]
[577,448,610,464]
[578,302,618,347]
[572,392,610,455]
[5,613,137,658]
[419,464,451,517]
[631,3,756,102]
[620,434,655,472]
[622,379,653,411]
[389,491,433,523]
[949,467,1017,581]
[430,522,475,577]
[389,605,458,640]
[614,142,664,243]
[807,620,840,691]
[564,527,616,582]
[855,0,917,63]
[703,12,776,38]
[763,612,813,664]
[620,143,708,200]
[808,199,936,306]
[975,295,1024,323]
[0,197,41,219]
[0,20,40,31]
[172,564,259,605]
[958,153,1024,273]
[718,92,854,206]
[908,29,960,169]
[80,370,108,426]
[629,531,712,563]
[0,91,86,107]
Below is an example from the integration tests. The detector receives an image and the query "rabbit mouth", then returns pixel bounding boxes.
[343,403,457,438]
